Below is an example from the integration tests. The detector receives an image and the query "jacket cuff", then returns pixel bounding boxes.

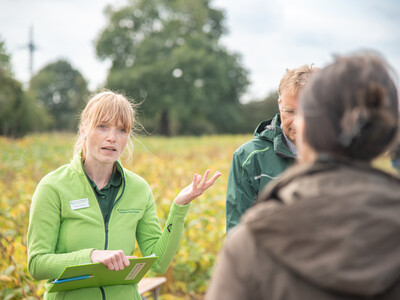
[170,201,190,218]
[84,248,97,264]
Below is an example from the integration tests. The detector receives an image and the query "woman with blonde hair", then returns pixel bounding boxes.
[28,91,221,300]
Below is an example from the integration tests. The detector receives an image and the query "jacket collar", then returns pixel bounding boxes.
[70,153,125,179]
[254,114,295,158]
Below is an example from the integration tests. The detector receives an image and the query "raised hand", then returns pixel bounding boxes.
[174,170,222,206]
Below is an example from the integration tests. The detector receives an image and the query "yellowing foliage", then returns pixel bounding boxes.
[0,133,249,299]
[0,133,395,299]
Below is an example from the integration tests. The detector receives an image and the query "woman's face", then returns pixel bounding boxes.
[83,119,129,167]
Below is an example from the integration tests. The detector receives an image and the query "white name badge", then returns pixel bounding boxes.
[69,198,90,210]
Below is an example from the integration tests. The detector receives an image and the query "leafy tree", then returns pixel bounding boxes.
[96,0,249,135]
[0,39,50,137]
[0,39,12,75]
[29,59,89,131]
[0,39,17,136]
[240,90,279,132]
[0,73,23,136]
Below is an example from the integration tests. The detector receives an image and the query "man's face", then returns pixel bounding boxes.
[278,90,298,144]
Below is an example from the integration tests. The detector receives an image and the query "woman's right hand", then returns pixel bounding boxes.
[90,250,135,271]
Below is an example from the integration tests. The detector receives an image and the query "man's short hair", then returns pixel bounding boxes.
[278,64,319,97]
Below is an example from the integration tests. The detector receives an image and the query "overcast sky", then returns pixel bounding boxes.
[1,0,399,102]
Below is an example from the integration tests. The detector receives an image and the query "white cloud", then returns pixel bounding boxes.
[215,0,400,101]
[0,0,117,88]
[0,0,399,102]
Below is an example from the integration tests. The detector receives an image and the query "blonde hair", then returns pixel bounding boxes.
[278,64,319,97]
[74,91,136,161]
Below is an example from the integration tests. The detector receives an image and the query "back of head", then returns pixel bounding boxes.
[300,52,399,161]
[278,64,319,97]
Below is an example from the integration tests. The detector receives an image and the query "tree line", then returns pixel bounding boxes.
[0,0,278,138]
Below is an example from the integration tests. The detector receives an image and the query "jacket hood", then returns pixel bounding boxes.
[243,159,400,297]
[254,114,281,141]
[254,114,294,158]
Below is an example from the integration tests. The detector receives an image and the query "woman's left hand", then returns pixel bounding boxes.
[174,170,222,206]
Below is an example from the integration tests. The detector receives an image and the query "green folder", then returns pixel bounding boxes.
[48,256,158,293]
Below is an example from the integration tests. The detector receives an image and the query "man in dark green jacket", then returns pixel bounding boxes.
[226,64,318,233]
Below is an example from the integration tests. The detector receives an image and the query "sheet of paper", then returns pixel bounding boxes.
[124,263,145,280]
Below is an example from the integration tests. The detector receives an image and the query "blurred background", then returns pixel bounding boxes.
[1,0,399,137]
[1,1,400,299]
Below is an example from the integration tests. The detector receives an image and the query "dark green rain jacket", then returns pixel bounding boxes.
[226,114,295,233]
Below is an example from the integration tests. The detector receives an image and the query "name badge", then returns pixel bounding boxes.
[70,198,90,210]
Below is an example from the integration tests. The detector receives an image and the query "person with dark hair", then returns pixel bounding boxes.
[226,64,318,233]
[206,52,400,300]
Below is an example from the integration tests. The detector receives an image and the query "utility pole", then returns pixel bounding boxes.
[28,25,37,78]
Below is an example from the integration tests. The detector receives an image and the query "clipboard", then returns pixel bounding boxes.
[48,256,158,293]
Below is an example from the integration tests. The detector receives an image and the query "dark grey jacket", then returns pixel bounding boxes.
[208,159,400,300]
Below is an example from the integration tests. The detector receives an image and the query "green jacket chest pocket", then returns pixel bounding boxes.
[59,197,105,252]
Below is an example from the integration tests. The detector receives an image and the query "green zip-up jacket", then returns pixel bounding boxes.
[226,114,295,233]
[27,155,190,300]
